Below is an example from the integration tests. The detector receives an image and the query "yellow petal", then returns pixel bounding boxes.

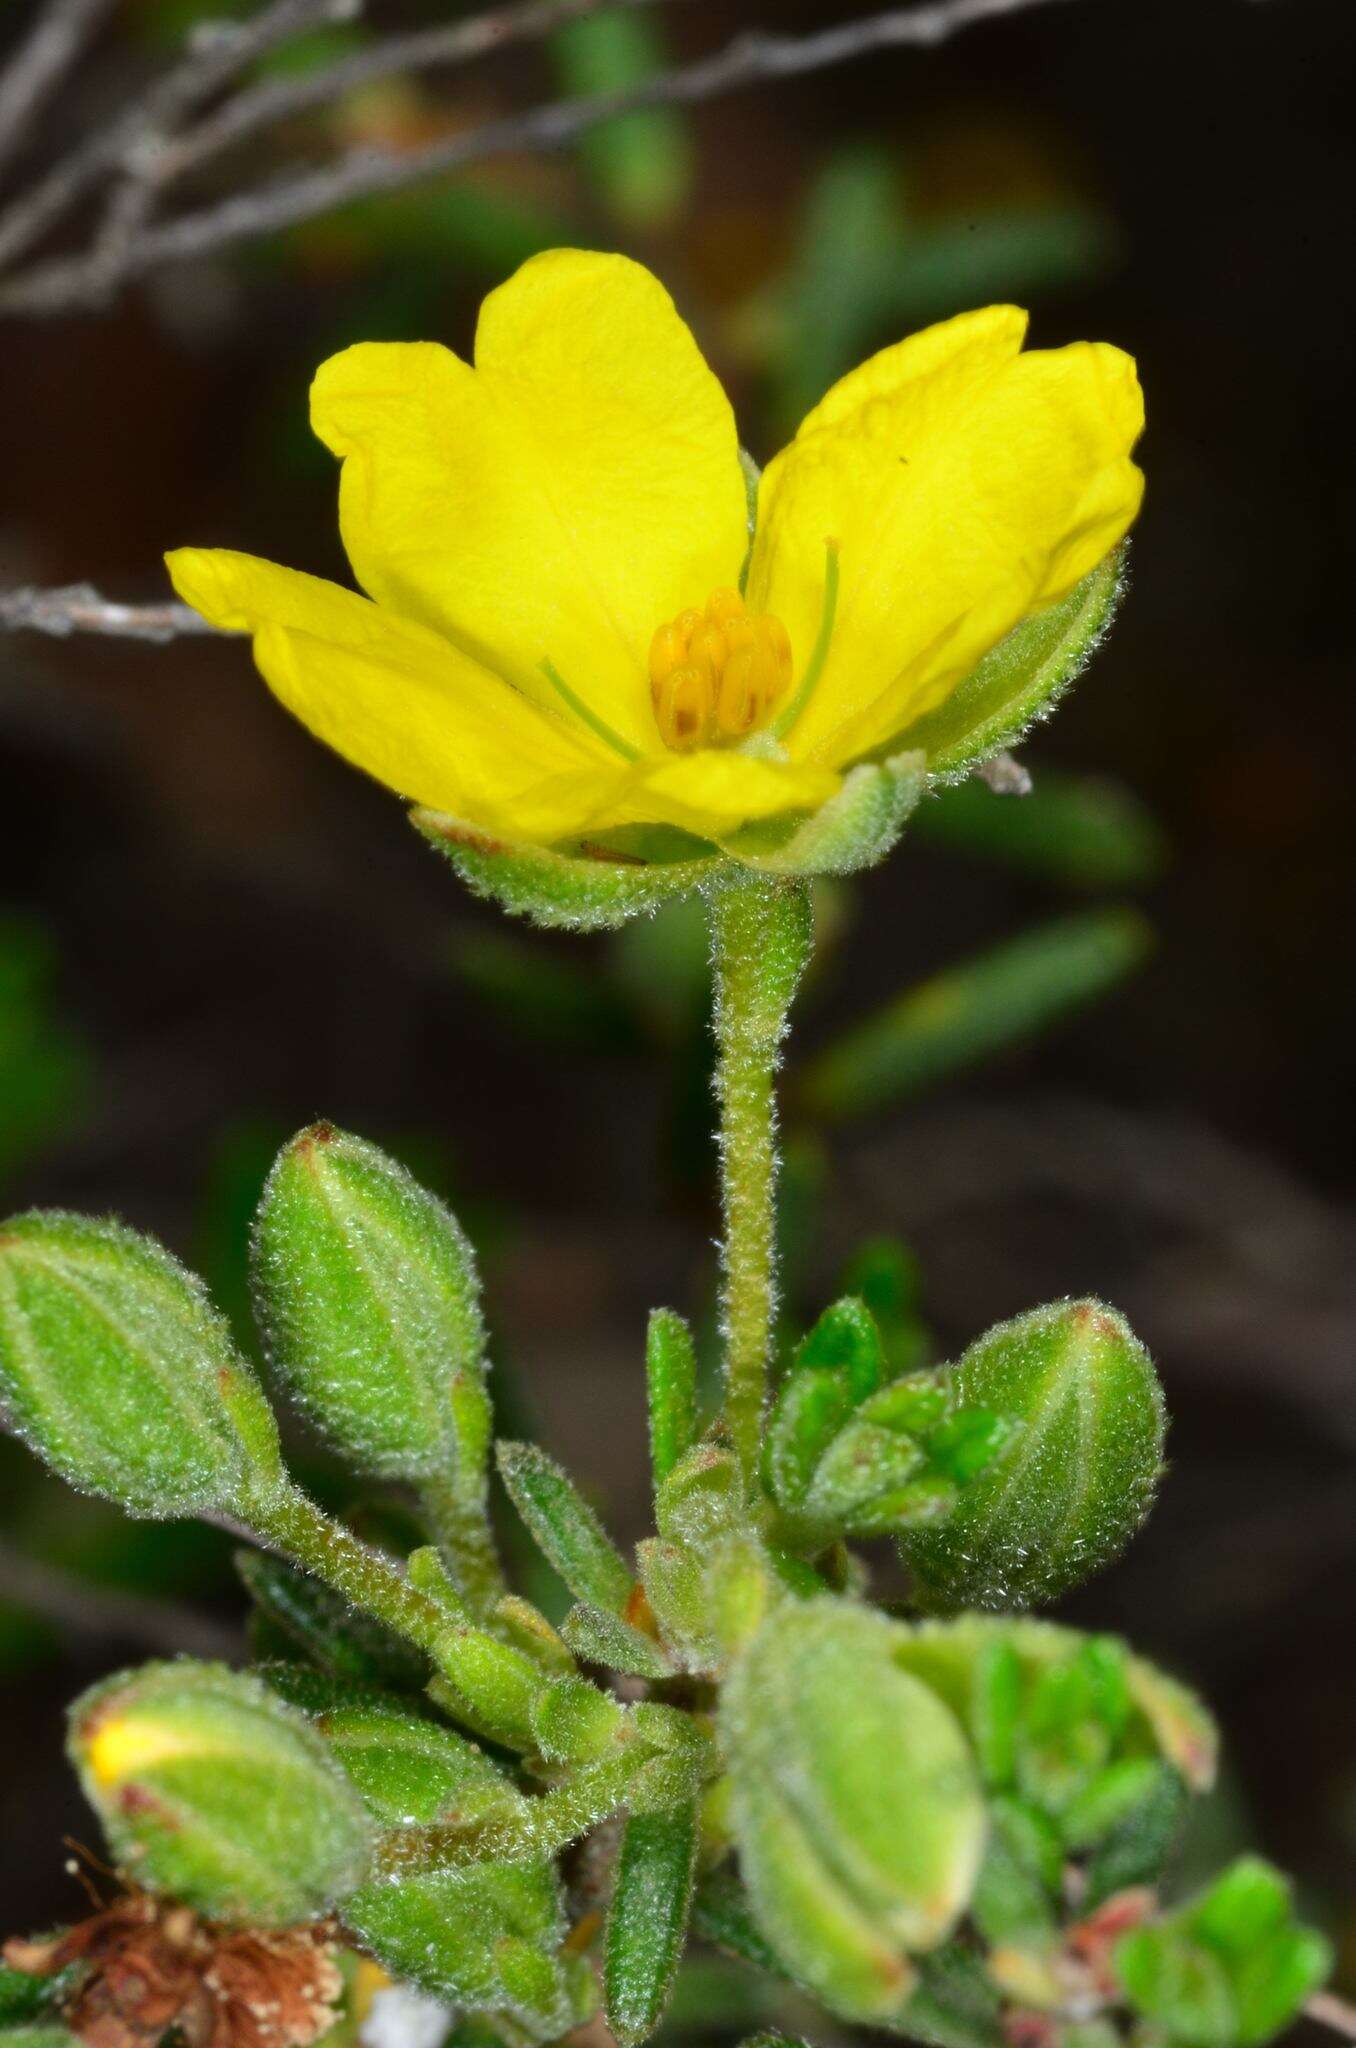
[166,547,636,844]
[310,249,748,753]
[747,307,1144,766]
[587,747,841,842]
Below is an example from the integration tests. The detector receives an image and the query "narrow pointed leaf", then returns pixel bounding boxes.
[799,908,1152,1120]
[560,1602,673,1679]
[604,1802,699,2046]
[497,1440,633,1613]
[645,1309,698,1491]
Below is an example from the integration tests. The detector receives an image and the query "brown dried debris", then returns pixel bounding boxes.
[4,1893,343,2048]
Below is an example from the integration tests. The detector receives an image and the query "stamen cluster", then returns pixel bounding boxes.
[649,587,793,753]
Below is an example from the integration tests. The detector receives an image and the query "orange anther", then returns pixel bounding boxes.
[648,621,691,688]
[649,590,794,751]
[706,587,746,627]
[687,621,728,681]
[653,663,713,752]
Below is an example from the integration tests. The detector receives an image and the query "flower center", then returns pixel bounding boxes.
[649,587,794,753]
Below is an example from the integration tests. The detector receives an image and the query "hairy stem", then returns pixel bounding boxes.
[247,1478,447,1655]
[374,1744,654,1876]
[419,1462,506,1618]
[707,877,814,1490]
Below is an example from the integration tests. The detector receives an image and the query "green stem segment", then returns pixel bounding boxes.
[419,1463,506,1617]
[707,878,814,1489]
[248,1478,448,1656]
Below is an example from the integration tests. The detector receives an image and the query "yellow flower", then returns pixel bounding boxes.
[167,249,1143,853]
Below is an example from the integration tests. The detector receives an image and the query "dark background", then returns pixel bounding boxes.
[1,0,1353,2006]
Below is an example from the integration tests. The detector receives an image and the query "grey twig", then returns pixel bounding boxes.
[0,0,360,275]
[0,0,118,182]
[1308,1998,1356,2045]
[163,0,667,190]
[0,1534,242,1658]
[0,0,1086,316]
[0,582,213,641]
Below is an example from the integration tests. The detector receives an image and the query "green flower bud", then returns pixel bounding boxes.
[253,1126,489,1485]
[720,1598,985,2025]
[902,1299,1165,1609]
[68,1661,374,1924]
[0,1212,280,1518]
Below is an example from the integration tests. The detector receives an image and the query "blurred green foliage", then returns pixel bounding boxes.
[0,915,90,1190]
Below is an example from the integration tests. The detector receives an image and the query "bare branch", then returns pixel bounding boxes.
[0,1534,242,1658]
[0,0,118,182]
[1308,1997,1356,2045]
[0,0,1088,316]
[0,582,213,641]
[164,0,667,191]
[0,0,360,275]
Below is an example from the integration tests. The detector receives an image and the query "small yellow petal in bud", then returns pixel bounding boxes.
[88,1716,208,1790]
[649,589,796,751]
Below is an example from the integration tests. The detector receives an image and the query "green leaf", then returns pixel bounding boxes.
[604,1802,699,2046]
[264,1664,521,1829]
[838,1237,930,1375]
[645,1309,699,1491]
[655,1443,746,1550]
[889,1616,1218,1819]
[559,1602,673,1680]
[762,1368,854,1512]
[690,1868,788,1979]
[530,1675,625,1764]
[347,1857,570,2039]
[552,8,693,231]
[1083,1762,1187,1908]
[0,916,90,1186]
[898,549,1127,781]
[433,1625,546,1749]
[497,1440,633,1613]
[1115,1929,1239,2048]
[916,769,1167,891]
[0,1971,58,2028]
[0,1211,280,1519]
[795,1296,887,1403]
[970,1796,1060,1948]
[799,907,1153,1119]
[636,1538,712,1671]
[902,1299,1166,1609]
[450,930,643,1052]
[68,1660,373,1925]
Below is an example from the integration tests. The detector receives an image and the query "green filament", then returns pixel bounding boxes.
[540,658,642,762]
[773,540,841,741]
